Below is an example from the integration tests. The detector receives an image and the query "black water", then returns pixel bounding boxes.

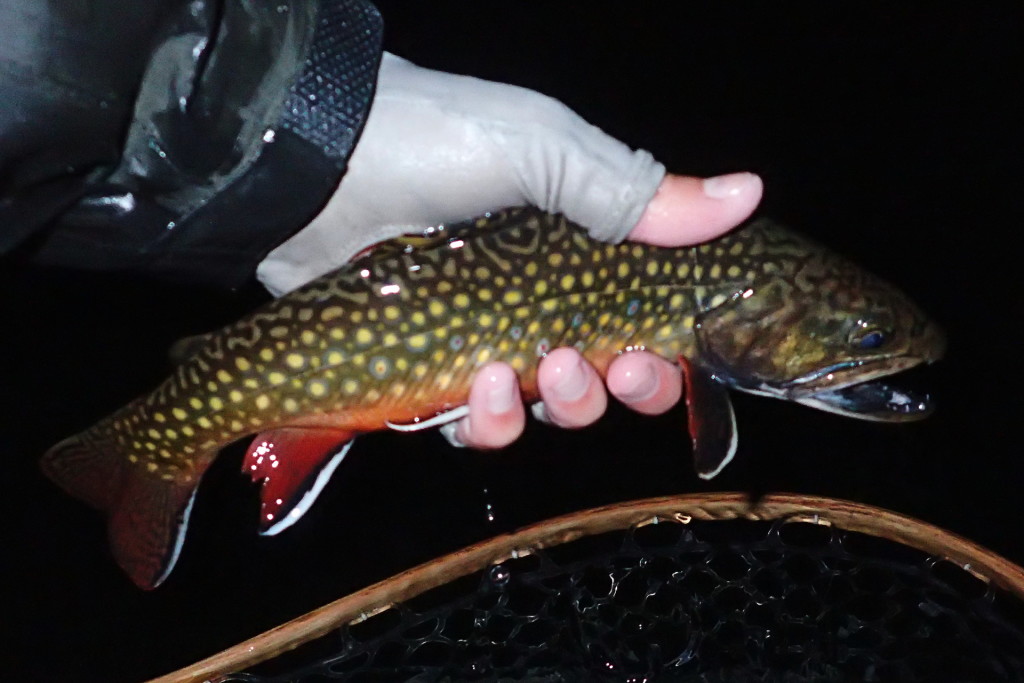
[2,5,1021,681]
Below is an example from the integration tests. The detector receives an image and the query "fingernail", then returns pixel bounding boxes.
[551,358,589,402]
[617,363,658,402]
[702,172,757,199]
[487,373,518,414]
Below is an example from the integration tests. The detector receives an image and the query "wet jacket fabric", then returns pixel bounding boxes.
[0,0,383,287]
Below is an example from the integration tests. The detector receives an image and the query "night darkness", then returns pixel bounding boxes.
[2,4,1022,681]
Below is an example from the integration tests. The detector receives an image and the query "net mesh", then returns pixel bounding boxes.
[216,517,1024,682]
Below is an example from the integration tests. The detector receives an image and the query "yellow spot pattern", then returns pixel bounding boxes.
[112,209,770,480]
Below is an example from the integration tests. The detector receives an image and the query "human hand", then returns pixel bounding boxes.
[256,53,762,449]
[447,172,762,448]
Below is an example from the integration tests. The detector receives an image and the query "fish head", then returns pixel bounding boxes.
[694,224,945,421]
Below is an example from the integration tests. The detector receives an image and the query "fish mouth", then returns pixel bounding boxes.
[794,379,934,421]
[785,357,935,422]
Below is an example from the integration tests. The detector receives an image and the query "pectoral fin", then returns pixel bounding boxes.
[243,428,355,536]
[679,355,738,480]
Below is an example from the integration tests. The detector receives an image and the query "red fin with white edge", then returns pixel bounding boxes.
[243,428,355,535]
[678,355,738,480]
[109,469,198,589]
[42,434,203,589]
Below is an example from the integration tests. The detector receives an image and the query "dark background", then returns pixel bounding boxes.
[2,3,1022,681]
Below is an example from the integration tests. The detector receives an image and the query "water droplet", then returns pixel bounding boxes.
[148,139,168,159]
[191,36,208,61]
[489,564,511,587]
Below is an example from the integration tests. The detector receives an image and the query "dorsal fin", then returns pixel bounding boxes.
[353,207,542,260]
[168,332,213,364]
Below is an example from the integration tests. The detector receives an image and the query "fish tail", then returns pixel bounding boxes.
[41,432,200,590]
[40,433,126,510]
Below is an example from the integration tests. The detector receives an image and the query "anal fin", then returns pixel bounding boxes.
[679,355,738,480]
[243,428,354,536]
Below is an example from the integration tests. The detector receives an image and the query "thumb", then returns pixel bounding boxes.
[629,172,763,246]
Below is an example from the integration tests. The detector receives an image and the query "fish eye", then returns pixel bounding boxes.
[855,329,888,350]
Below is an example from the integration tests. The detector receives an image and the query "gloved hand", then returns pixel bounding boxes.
[257,52,762,449]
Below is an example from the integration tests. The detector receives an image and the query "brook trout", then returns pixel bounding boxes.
[42,209,944,588]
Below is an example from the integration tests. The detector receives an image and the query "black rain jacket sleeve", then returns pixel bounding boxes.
[0,0,382,288]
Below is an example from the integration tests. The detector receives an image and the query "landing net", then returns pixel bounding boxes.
[157,494,1024,683]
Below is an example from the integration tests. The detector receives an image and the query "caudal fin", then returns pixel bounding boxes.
[41,434,201,589]
[41,434,126,510]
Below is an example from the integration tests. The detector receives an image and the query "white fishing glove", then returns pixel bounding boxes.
[256,52,666,296]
